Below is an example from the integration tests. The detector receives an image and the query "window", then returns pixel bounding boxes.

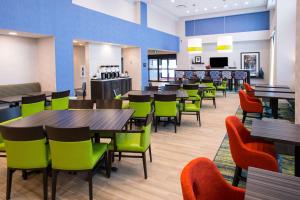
[148,54,177,82]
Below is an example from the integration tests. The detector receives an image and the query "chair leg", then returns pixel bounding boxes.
[149,145,152,162]
[260,113,263,119]
[43,169,48,200]
[142,152,147,179]
[88,171,93,200]
[232,166,242,186]
[213,98,216,108]
[198,112,201,127]
[118,152,122,161]
[155,117,158,132]
[51,170,58,200]
[6,168,13,200]
[106,152,111,178]
[174,117,177,133]
[178,112,181,126]
[130,119,133,130]
[242,111,247,123]
[22,170,28,180]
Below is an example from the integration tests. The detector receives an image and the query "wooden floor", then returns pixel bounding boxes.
[0,93,239,200]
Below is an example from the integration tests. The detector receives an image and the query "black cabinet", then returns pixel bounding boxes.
[91,78,132,100]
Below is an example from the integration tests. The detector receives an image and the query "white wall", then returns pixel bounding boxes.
[36,37,56,91]
[275,0,297,89]
[147,4,178,35]
[296,0,300,124]
[72,0,139,24]
[122,47,141,90]
[73,45,86,89]
[0,35,38,85]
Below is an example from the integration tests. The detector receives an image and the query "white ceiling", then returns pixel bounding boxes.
[146,0,268,18]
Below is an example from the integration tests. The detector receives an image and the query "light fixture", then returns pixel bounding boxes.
[8,32,17,36]
[216,36,233,53]
[204,8,208,11]
[223,4,228,8]
[187,38,203,54]
[170,0,175,3]
[245,1,249,5]
[234,3,238,6]
[186,10,190,13]
[213,6,217,9]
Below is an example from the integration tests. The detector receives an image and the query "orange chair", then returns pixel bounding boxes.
[181,157,245,200]
[225,116,278,186]
[243,83,255,97]
[239,90,263,123]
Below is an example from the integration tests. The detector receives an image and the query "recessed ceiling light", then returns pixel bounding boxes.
[8,32,17,35]
[170,0,175,3]
[204,8,208,11]
[224,4,228,8]
[234,3,238,6]
[186,10,190,13]
[245,1,249,5]
[213,6,217,9]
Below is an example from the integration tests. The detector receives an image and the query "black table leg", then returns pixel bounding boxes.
[269,98,278,119]
[295,146,300,177]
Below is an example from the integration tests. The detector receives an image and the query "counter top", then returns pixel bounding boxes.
[91,77,131,81]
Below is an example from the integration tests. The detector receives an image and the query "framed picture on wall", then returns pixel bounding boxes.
[193,56,202,64]
[240,52,260,77]
[80,65,86,78]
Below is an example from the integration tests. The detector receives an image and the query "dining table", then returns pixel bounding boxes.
[251,119,300,177]
[254,91,295,119]
[245,167,300,200]
[254,84,290,89]
[121,90,189,100]
[254,87,294,93]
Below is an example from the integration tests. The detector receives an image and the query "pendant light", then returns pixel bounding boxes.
[216,36,233,53]
[187,38,203,54]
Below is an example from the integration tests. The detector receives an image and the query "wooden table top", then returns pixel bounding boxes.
[4,110,134,133]
[254,91,295,100]
[0,91,53,103]
[251,119,300,145]
[245,167,300,200]
[254,87,294,93]
[121,90,188,99]
[254,84,290,89]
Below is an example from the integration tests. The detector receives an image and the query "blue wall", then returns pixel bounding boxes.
[0,0,179,91]
[185,11,270,36]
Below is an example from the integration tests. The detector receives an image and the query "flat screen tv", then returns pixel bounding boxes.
[210,57,228,68]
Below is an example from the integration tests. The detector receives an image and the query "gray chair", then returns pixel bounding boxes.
[74,82,86,99]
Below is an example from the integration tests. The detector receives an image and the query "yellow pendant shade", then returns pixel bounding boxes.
[216,36,233,53]
[187,38,203,54]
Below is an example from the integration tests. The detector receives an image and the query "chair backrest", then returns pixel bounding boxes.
[140,113,153,150]
[46,126,95,170]
[238,90,249,111]
[243,83,254,92]
[183,84,199,97]
[69,100,94,109]
[96,99,122,109]
[21,94,46,117]
[128,95,152,118]
[82,82,87,90]
[0,126,48,169]
[51,90,70,110]
[154,94,177,117]
[181,157,245,200]
[164,84,180,91]
[144,86,159,91]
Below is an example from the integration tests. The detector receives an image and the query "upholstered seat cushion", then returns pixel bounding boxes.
[184,103,200,112]
[92,143,108,166]
[245,142,277,158]
[109,133,145,152]
[203,92,215,98]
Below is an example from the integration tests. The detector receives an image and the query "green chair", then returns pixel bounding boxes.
[113,89,129,109]
[217,79,227,97]
[154,94,178,133]
[128,94,152,129]
[69,99,94,110]
[202,82,217,108]
[46,126,110,200]
[108,113,153,179]
[0,126,50,200]
[180,99,201,126]
[182,84,201,101]
[21,94,46,117]
[50,90,70,110]
[0,107,22,156]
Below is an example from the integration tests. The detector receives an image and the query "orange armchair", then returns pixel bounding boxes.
[181,157,245,200]
[225,116,278,186]
[239,90,263,123]
[243,83,255,97]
